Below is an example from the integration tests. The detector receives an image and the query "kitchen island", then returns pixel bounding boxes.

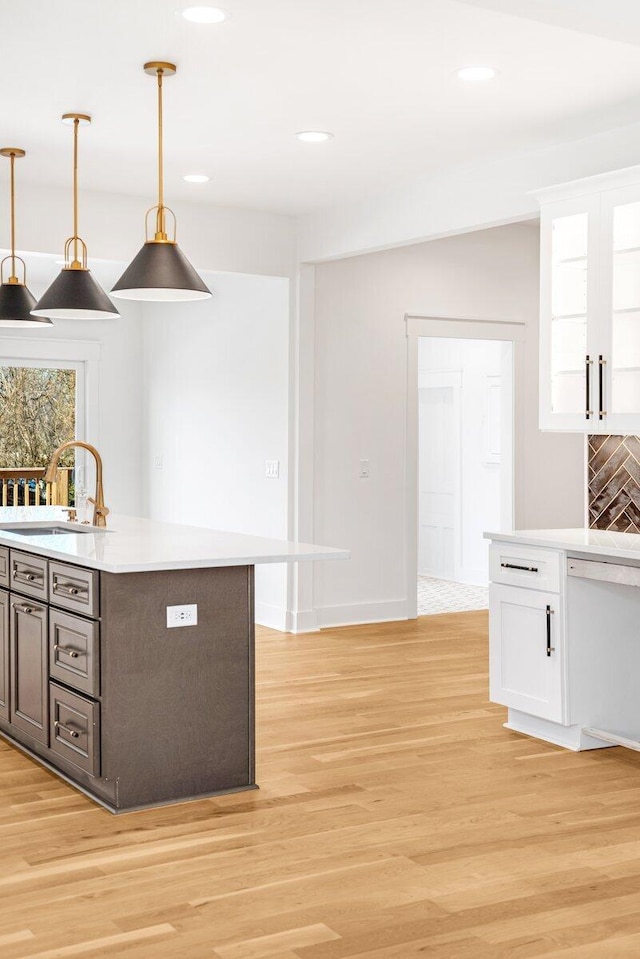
[0,508,348,812]
[486,528,640,754]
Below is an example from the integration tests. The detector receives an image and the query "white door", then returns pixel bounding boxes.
[418,372,460,579]
[489,584,564,722]
[539,196,603,431]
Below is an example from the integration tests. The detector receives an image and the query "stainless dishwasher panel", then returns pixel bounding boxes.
[568,558,640,588]
[566,558,640,734]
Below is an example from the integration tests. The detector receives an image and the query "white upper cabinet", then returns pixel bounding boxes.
[537,168,640,432]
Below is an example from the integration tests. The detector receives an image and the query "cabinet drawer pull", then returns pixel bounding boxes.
[15,570,42,584]
[546,605,555,657]
[12,603,42,615]
[53,644,80,659]
[500,562,539,573]
[54,720,80,738]
[54,582,86,597]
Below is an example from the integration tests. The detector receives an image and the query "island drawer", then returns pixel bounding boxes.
[490,544,561,593]
[49,562,99,619]
[10,551,48,601]
[49,683,100,777]
[49,609,99,698]
[0,547,8,588]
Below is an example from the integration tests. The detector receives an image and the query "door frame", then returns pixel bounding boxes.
[405,314,525,618]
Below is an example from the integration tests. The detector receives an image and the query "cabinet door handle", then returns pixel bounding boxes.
[585,354,593,419]
[501,562,539,573]
[546,605,555,657]
[598,355,606,420]
[12,603,42,615]
[54,720,79,739]
[53,644,80,659]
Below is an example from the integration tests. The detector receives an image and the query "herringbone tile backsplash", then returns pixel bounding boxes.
[588,435,640,531]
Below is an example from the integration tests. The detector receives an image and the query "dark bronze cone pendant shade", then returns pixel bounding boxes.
[33,267,120,319]
[31,114,120,321]
[0,148,52,327]
[111,62,211,302]
[112,238,210,300]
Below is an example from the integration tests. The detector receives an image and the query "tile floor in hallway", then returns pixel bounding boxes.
[418,575,489,615]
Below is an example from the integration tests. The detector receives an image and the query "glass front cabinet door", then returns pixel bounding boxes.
[600,185,640,433]
[538,169,640,433]
[539,196,603,431]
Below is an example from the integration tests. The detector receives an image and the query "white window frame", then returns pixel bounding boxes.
[0,336,100,493]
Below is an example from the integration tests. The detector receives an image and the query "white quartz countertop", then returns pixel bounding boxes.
[0,507,350,574]
[485,527,640,561]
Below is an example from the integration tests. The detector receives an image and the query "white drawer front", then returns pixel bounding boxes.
[490,543,562,593]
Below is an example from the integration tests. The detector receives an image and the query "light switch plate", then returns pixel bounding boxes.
[265,459,280,479]
[167,604,198,628]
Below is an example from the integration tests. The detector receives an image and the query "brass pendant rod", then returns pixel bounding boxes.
[0,147,26,284]
[9,153,16,280]
[156,67,166,239]
[73,117,79,265]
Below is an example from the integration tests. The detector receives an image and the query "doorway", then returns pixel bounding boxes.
[417,337,513,614]
[405,315,523,619]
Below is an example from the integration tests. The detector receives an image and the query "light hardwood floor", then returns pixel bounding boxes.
[2,612,640,957]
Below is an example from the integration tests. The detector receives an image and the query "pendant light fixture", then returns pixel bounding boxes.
[111,62,211,302]
[31,114,119,320]
[0,148,52,327]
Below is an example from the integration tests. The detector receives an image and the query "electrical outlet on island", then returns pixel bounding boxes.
[166,604,198,628]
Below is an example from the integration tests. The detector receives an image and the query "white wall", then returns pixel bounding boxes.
[311,223,584,627]
[141,270,291,629]
[0,256,145,517]
[12,183,297,280]
[0,176,297,540]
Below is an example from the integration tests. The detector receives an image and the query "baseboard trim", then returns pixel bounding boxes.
[286,609,320,634]
[258,600,411,634]
[317,599,409,629]
[254,602,288,632]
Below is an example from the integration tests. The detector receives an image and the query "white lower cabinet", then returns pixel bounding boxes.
[489,584,564,724]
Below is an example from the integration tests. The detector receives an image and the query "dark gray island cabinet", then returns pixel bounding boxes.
[0,544,255,812]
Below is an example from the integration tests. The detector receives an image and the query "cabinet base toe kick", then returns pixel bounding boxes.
[0,725,257,814]
[504,709,615,752]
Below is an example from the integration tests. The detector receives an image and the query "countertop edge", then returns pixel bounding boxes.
[485,529,640,562]
[0,509,350,573]
[0,536,350,573]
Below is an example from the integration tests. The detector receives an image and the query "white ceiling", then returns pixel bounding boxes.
[458,0,640,45]
[3,0,640,216]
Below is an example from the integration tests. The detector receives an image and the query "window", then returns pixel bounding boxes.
[0,361,80,506]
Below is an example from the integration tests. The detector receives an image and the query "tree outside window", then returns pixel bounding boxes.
[0,366,76,505]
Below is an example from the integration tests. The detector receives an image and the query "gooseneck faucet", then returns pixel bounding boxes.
[44,441,110,528]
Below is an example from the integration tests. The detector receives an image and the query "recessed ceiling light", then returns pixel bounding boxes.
[183,174,210,183]
[295,131,334,143]
[456,65,499,82]
[182,6,227,23]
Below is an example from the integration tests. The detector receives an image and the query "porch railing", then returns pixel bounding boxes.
[0,468,74,507]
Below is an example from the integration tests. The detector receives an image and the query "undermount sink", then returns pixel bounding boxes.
[0,523,105,536]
